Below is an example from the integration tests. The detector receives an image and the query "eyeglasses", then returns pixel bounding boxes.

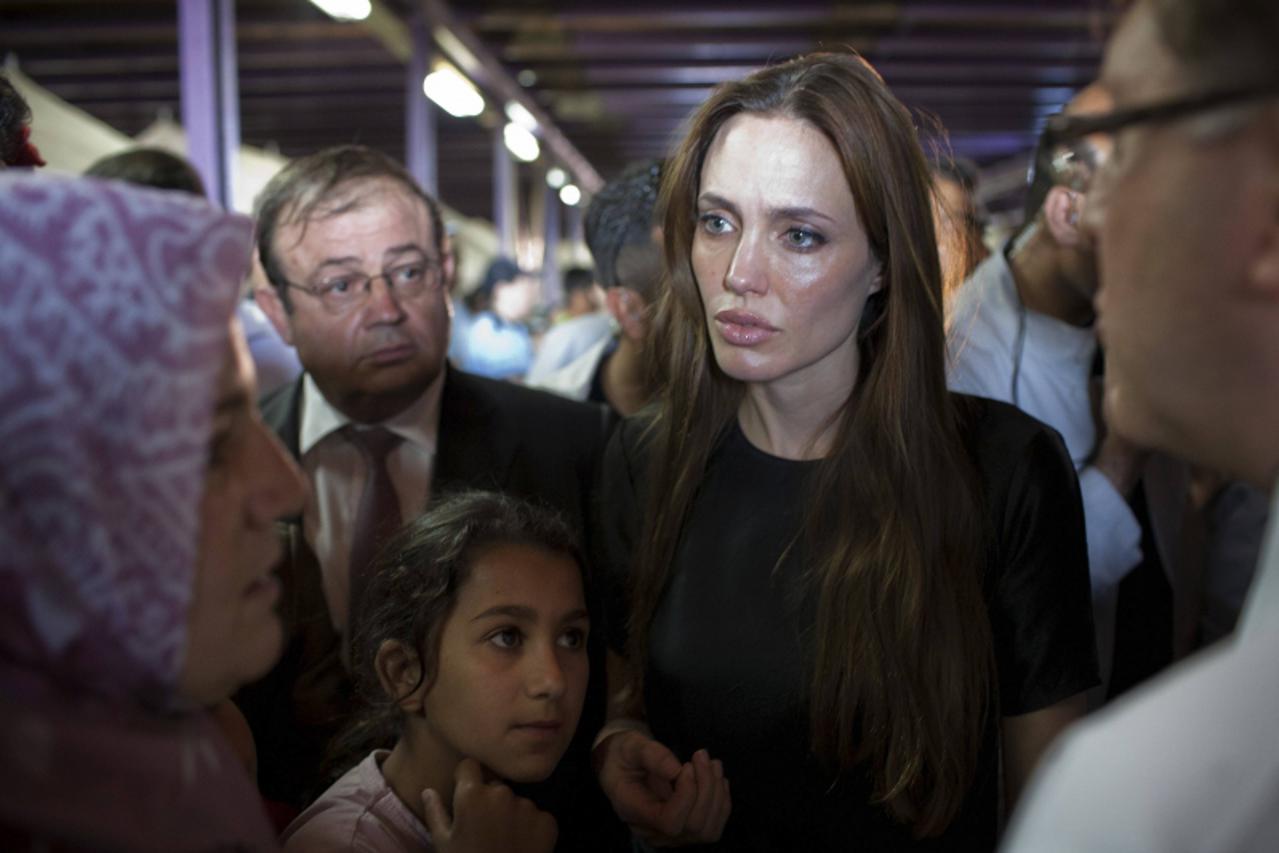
[285,257,443,313]
[1043,80,1279,152]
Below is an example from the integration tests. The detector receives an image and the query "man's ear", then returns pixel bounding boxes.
[1043,185,1085,248]
[1248,212,1279,297]
[606,287,648,342]
[375,639,428,712]
[1247,138,1279,297]
[250,254,291,342]
[254,283,294,346]
[441,232,458,295]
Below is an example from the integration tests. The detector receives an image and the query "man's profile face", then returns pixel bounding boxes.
[1085,0,1277,473]
[271,178,450,423]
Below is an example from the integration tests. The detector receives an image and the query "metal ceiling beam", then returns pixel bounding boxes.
[498,36,1099,68]
[471,6,898,34]
[0,22,175,45]
[869,35,1102,60]
[894,4,1112,30]
[471,4,1109,34]
[500,34,1099,66]
[418,0,602,193]
[0,18,378,45]
[503,38,831,64]
[528,64,760,87]
[527,61,1093,89]
[238,19,399,43]
[38,69,405,98]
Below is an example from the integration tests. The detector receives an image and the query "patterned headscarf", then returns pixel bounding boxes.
[0,173,279,849]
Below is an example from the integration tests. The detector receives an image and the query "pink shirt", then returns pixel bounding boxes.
[282,750,433,852]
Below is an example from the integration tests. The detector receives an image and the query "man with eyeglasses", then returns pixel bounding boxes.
[947,84,1154,703]
[241,145,621,850]
[1003,1,1279,850]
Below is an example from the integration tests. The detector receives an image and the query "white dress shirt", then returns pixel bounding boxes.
[298,372,443,631]
[1002,482,1279,853]
[526,311,615,385]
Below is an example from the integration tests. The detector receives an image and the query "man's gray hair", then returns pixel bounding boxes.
[1152,0,1279,87]
[254,145,444,308]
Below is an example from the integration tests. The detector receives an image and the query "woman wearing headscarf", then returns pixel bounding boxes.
[0,172,306,849]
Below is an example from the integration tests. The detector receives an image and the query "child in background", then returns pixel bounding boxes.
[283,491,592,853]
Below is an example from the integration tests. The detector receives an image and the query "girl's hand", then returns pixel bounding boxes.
[594,729,731,845]
[421,758,557,853]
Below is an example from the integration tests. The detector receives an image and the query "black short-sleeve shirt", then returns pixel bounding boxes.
[592,395,1098,851]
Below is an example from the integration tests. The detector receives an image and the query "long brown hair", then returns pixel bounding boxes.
[630,52,992,836]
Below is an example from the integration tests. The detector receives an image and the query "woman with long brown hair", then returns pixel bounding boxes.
[591,52,1098,850]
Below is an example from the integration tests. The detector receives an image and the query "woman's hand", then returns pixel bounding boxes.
[595,729,731,845]
[421,758,557,853]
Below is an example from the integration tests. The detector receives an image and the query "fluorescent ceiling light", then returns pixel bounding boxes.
[433,27,482,77]
[423,65,485,118]
[504,122,540,163]
[505,101,538,132]
[308,0,370,22]
[546,167,567,189]
[559,184,582,206]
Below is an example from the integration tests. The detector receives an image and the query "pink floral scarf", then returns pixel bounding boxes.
[0,173,279,850]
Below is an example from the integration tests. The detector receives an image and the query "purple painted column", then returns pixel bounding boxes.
[541,176,561,308]
[405,13,437,196]
[492,128,516,256]
[179,0,239,209]
[565,200,584,251]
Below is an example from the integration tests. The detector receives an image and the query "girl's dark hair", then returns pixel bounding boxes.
[634,51,991,836]
[327,490,585,776]
[0,74,32,165]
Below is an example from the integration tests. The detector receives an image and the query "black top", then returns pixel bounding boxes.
[593,396,1098,851]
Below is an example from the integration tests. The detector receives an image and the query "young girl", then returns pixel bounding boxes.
[283,491,592,853]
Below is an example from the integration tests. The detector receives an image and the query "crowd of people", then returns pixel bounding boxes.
[1,0,1276,849]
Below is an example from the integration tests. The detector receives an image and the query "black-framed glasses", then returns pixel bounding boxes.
[1043,80,1279,151]
[286,256,443,313]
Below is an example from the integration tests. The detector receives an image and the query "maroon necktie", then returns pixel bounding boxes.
[345,425,403,633]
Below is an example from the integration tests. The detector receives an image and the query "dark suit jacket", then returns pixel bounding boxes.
[236,367,622,850]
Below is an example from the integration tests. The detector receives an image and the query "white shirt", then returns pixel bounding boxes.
[948,251,1142,687]
[299,372,442,631]
[1002,481,1279,853]
[527,334,614,404]
[526,311,615,386]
